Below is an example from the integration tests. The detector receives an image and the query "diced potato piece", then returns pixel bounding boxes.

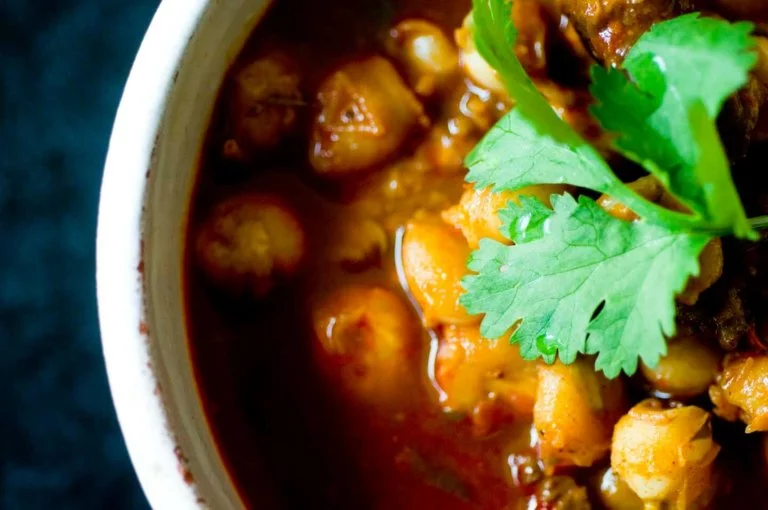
[710,353,768,432]
[195,194,305,296]
[640,332,721,399]
[402,216,478,327]
[598,176,723,305]
[455,13,506,95]
[436,325,538,434]
[227,55,302,154]
[534,359,625,469]
[387,19,459,97]
[443,184,570,249]
[309,56,428,176]
[611,399,719,509]
[594,468,643,510]
[311,286,419,402]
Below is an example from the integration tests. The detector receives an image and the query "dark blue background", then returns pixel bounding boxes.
[1,1,160,508]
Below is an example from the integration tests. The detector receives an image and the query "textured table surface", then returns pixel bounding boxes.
[1,1,162,508]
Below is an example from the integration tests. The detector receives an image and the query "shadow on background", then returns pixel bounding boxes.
[0,1,162,508]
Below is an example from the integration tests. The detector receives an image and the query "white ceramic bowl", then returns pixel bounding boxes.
[97,1,274,507]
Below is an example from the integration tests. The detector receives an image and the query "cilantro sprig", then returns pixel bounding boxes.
[461,0,766,377]
[590,13,757,237]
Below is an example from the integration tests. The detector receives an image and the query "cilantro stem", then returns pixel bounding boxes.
[749,216,768,231]
[606,179,768,237]
[604,181,704,230]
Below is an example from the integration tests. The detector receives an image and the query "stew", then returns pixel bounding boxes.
[184,0,768,508]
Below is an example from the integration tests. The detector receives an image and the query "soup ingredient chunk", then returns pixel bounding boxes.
[195,194,305,296]
[311,285,419,403]
[226,55,302,156]
[611,399,720,509]
[309,56,428,176]
[455,6,589,101]
[443,184,569,249]
[534,359,625,469]
[415,82,507,174]
[417,119,480,174]
[593,467,643,510]
[640,332,721,399]
[525,476,591,510]
[710,353,768,432]
[456,13,505,95]
[557,0,675,66]
[402,215,477,327]
[386,19,459,97]
[435,325,538,435]
[326,217,388,271]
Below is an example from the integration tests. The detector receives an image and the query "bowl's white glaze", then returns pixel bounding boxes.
[97,1,271,507]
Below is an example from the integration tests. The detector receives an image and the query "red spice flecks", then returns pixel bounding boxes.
[138,239,146,275]
[174,446,195,485]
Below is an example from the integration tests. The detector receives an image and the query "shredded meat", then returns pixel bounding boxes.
[677,233,768,351]
[720,75,768,162]
[556,0,681,66]
[556,0,768,161]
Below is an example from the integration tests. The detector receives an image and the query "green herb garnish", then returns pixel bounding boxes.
[461,0,767,377]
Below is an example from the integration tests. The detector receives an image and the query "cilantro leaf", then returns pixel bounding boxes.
[465,109,616,194]
[687,102,756,240]
[590,65,684,185]
[467,0,614,193]
[590,14,756,237]
[461,194,712,377]
[464,0,763,377]
[625,13,756,119]
[467,0,699,230]
[498,194,554,243]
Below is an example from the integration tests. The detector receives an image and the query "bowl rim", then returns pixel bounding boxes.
[96,0,209,507]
